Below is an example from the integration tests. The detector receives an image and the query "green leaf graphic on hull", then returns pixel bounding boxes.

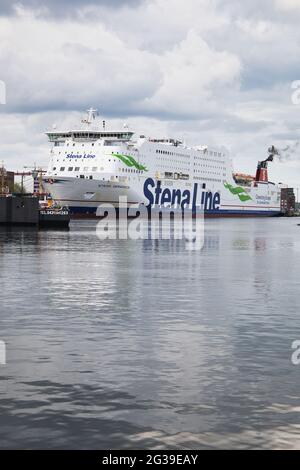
[224,182,252,202]
[112,152,148,171]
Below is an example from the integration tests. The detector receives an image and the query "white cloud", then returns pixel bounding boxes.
[97,0,229,52]
[142,30,241,118]
[275,0,300,11]
[0,12,160,112]
[236,19,277,42]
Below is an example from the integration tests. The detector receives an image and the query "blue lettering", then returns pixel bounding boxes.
[144,178,155,206]
[192,183,198,211]
[66,153,96,159]
[201,190,205,206]
[143,179,221,211]
[205,192,213,211]
[155,181,162,205]
[161,188,172,205]
[213,192,220,210]
[171,189,181,206]
[181,190,191,209]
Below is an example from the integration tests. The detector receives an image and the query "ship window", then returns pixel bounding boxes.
[92,167,98,172]
[83,167,88,171]
[68,167,73,171]
[89,176,93,180]
[60,167,65,171]
[75,167,80,171]
[53,167,56,171]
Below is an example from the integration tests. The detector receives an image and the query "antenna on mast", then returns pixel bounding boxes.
[82,107,98,125]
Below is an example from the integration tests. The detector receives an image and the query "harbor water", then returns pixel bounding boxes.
[0,218,300,449]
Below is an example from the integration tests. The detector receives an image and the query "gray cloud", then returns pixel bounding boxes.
[0,0,143,17]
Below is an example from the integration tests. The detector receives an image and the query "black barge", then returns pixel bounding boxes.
[0,195,70,229]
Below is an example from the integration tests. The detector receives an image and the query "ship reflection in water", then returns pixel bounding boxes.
[0,218,300,449]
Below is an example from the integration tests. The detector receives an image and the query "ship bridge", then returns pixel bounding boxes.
[47,130,134,144]
[46,108,134,144]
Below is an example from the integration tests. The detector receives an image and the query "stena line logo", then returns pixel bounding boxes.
[66,152,96,159]
[144,178,221,211]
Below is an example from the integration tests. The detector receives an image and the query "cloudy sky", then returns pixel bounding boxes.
[1,0,300,188]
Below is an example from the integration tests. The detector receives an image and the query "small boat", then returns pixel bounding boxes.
[39,197,70,229]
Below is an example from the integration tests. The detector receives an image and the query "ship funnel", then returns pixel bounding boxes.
[255,146,277,183]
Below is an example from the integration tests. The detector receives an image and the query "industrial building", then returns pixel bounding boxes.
[281,188,296,215]
[0,167,14,194]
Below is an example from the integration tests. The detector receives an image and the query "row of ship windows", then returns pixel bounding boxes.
[54,166,144,174]
[194,156,225,164]
[155,150,224,158]
[55,141,127,147]
[157,162,191,168]
[157,165,224,173]
[56,158,119,163]
[53,134,131,144]
[55,142,96,147]
[160,173,224,183]
[56,150,125,156]
[194,171,226,178]
[71,175,142,181]
[156,157,226,168]
[194,164,226,169]
[156,163,190,168]
[156,150,190,158]
[194,170,227,176]
[157,163,226,171]
[54,166,100,172]
[157,167,190,172]
[120,168,144,173]
[158,169,226,177]
[157,156,190,163]
[194,176,223,183]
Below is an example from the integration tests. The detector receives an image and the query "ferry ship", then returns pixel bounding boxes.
[43,109,281,217]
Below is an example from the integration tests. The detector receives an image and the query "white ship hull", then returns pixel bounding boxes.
[43,176,281,217]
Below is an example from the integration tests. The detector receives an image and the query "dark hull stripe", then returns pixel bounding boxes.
[68,206,281,218]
